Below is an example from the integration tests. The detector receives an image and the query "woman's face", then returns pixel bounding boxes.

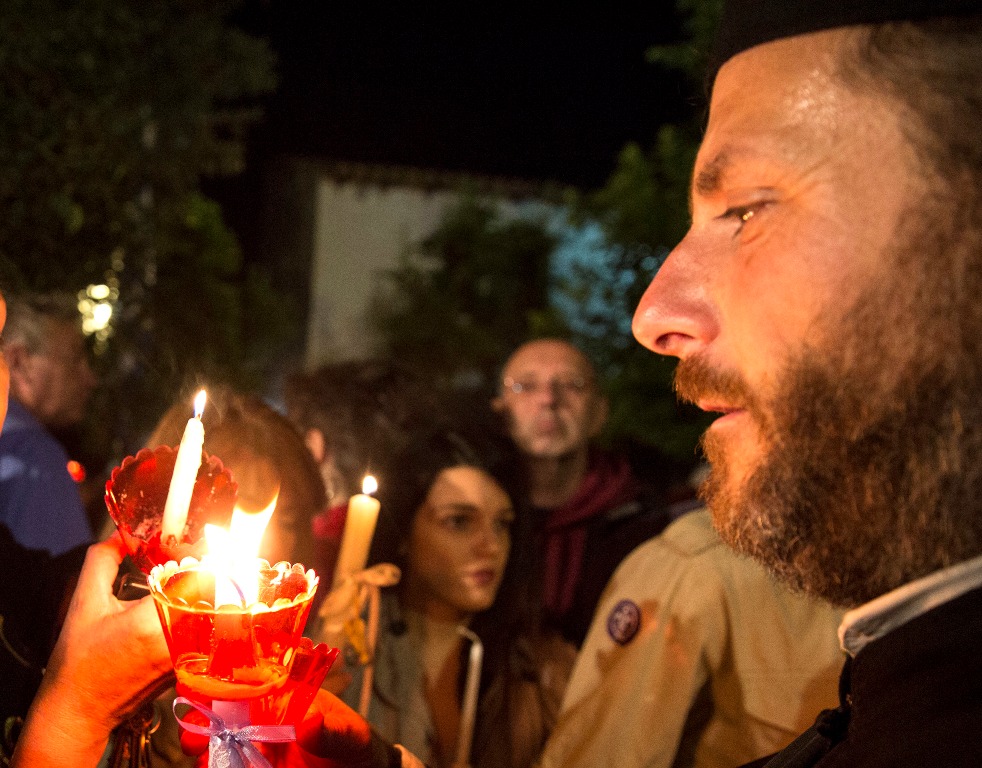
[404,465,514,623]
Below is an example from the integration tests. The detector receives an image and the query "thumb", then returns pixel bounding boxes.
[295,691,371,760]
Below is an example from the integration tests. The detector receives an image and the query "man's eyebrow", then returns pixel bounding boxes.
[694,151,731,198]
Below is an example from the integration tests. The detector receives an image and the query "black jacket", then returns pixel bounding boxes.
[746,582,982,768]
[0,524,86,733]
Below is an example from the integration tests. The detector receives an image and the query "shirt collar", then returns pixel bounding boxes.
[838,551,982,657]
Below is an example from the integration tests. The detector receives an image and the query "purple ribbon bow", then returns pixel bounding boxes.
[173,696,297,768]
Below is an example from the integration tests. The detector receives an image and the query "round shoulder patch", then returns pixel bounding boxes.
[606,599,641,645]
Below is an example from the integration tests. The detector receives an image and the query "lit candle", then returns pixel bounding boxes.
[205,499,276,607]
[332,475,381,587]
[203,499,277,686]
[161,389,207,544]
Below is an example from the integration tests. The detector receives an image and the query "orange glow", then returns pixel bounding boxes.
[66,460,86,483]
[203,497,277,607]
[193,389,207,419]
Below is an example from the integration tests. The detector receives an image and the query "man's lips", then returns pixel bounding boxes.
[533,416,564,435]
[698,400,747,425]
[697,399,741,414]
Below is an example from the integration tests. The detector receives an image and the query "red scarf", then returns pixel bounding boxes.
[541,451,637,620]
[311,503,348,594]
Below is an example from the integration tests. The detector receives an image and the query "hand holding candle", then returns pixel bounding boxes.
[161,389,207,544]
[332,475,380,588]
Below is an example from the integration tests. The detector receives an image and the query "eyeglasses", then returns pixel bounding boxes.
[502,376,593,397]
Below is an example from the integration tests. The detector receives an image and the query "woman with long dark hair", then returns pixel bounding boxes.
[340,410,574,768]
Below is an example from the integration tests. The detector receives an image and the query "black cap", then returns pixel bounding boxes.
[712,0,982,73]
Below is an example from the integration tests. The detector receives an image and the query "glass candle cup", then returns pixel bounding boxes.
[149,558,318,711]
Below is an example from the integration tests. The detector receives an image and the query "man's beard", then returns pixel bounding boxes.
[677,202,982,607]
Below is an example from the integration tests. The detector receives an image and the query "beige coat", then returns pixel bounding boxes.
[538,509,845,768]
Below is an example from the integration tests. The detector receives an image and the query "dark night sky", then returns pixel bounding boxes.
[209,2,692,259]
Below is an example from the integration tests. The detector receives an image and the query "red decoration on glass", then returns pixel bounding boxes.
[105,446,238,572]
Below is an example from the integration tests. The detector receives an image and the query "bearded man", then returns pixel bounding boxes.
[632,0,982,764]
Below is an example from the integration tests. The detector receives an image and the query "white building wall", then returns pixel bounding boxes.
[305,179,462,366]
[303,170,575,368]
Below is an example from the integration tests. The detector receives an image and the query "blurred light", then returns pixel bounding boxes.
[66,460,86,483]
[89,283,111,301]
[92,302,112,327]
[78,282,118,343]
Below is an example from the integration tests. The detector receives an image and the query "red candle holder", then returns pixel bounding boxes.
[149,559,317,696]
[106,446,338,765]
[105,446,238,572]
[149,558,330,729]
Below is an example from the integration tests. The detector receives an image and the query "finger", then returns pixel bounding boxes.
[322,669,352,695]
[104,530,128,555]
[73,538,127,599]
[295,691,372,759]
[295,710,325,750]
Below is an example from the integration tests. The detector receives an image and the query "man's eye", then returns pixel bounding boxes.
[719,203,767,235]
[721,205,755,222]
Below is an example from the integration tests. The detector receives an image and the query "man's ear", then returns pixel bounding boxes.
[304,428,326,464]
[491,393,506,414]
[3,341,30,376]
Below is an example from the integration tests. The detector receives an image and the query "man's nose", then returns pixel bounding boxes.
[529,380,561,405]
[632,233,719,360]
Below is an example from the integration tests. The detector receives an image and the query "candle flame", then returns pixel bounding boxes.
[362,475,378,495]
[204,496,276,606]
[193,389,207,419]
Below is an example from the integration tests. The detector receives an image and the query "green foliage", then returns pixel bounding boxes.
[645,0,724,81]
[372,195,561,390]
[372,0,722,463]
[0,0,282,455]
[557,0,723,462]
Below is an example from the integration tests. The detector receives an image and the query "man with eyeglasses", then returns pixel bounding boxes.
[0,291,96,556]
[493,337,684,646]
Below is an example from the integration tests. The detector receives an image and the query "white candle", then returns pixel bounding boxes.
[455,626,483,768]
[332,475,380,587]
[160,389,207,544]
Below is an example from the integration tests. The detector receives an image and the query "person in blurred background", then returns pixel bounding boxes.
[0,524,87,762]
[284,360,433,584]
[493,338,682,646]
[330,412,575,768]
[143,383,326,568]
[0,288,171,767]
[0,291,96,555]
